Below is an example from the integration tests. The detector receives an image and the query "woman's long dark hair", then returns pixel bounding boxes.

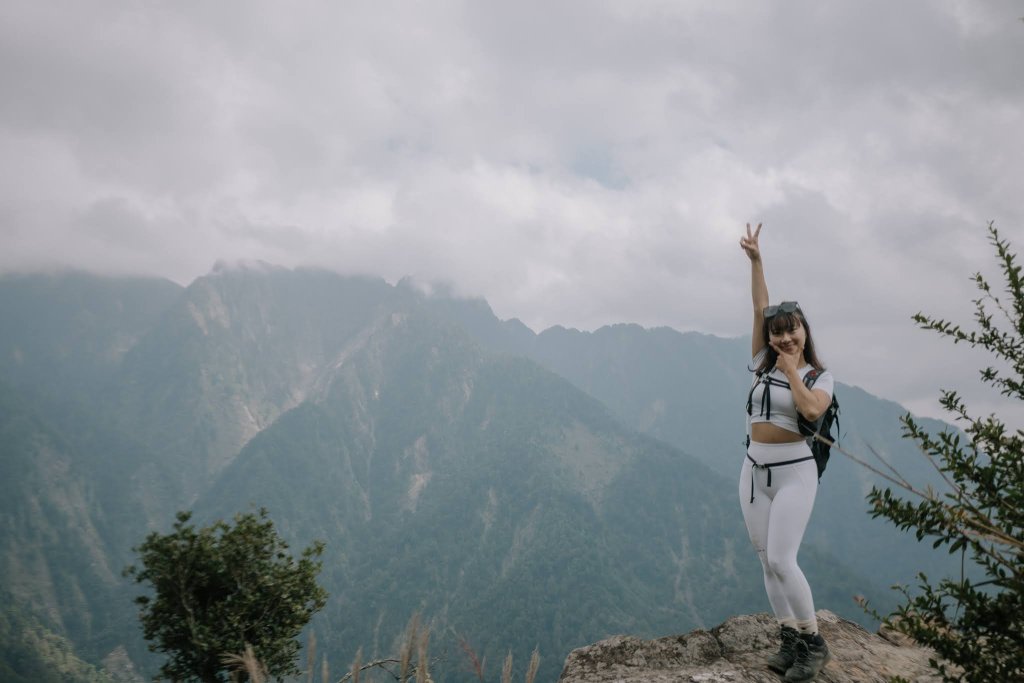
[753,309,825,374]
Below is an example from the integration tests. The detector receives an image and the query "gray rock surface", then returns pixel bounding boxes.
[557,610,942,683]
[101,646,146,683]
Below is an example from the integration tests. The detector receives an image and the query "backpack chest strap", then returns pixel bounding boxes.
[747,373,792,421]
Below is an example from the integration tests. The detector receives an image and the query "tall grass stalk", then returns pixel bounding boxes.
[416,628,431,683]
[501,651,512,683]
[307,630,317,683]
[400,614,420,680]
[350,646,362,683]
[222,643,267,683]
[458,636,485,681]
[524,648,540,683]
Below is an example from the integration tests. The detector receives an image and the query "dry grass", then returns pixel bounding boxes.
[224,613,538,683]
[501,651,512,683]
[350,647,361,683]
[416,627,431,683]
[307,631,317,683]
[458,636,486,681]
[222,643,268,683]
[458,636,540,683]
[400,614,419,680]
[525,649,540,683]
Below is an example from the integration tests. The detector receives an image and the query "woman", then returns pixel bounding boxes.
[739,223,833,683]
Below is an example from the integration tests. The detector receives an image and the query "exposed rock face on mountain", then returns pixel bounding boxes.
[557,610,941,683]
[0,269,960,682]
[101,646,145,683]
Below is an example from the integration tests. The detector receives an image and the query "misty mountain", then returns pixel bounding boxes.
[188,306,873,682]
[423,294,963,589]
[0,378,147,669]
[0,272,181,399]
[0,266,960,681]
[109,266,414,512]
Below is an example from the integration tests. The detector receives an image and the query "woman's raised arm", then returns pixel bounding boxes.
[740,223,768,357]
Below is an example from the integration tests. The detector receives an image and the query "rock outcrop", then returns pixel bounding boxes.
[558,610,941,683]
[101,646,146,683]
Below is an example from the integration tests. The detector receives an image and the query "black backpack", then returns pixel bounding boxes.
[797,369,840,478]
[746,367,840,479]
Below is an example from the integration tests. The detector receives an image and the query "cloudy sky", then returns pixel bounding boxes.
[2,0,1022,425]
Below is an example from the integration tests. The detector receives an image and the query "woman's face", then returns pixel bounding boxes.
[768,317,807,356]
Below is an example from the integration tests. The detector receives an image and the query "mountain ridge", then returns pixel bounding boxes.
[0,266,959,682]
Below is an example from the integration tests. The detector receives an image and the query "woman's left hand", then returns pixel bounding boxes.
[770,341,803,377]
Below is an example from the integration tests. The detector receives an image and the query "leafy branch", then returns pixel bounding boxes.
[833,223,1024,682]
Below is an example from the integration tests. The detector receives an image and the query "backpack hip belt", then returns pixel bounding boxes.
[745,452,816,503]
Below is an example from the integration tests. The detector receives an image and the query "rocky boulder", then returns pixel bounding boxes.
[557,610,942,682]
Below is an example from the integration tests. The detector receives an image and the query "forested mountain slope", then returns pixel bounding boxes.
[0,268,951,681]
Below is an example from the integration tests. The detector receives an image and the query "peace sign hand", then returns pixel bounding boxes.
[740,222,762,262]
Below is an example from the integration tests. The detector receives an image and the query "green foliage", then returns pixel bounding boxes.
[868,224,1024,682]
[1,268,948,680]
[125,509,327,683]
[0,592,114,683]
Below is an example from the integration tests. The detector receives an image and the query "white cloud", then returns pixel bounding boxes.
[1,0,1022,423]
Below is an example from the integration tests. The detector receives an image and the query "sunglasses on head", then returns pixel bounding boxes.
[763,301,801,319]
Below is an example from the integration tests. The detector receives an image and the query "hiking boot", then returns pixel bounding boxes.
[766,625,799,674]
[784,633,830,682]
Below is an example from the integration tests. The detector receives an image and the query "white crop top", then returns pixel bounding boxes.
[747,348,834,434]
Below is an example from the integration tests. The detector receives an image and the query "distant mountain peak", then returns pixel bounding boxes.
[209,258,286,276]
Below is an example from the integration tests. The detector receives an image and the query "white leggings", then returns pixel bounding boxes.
[739,440,819,632]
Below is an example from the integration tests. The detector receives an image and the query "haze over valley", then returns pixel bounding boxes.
[0,266,962,682]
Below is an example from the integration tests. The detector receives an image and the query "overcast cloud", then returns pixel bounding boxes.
[2,0,1022,425]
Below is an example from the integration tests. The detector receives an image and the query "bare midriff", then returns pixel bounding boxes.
[751,422,805,444]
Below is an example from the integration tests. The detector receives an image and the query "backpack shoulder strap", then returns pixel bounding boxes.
[746,369,765,416]
[796,368,827,438]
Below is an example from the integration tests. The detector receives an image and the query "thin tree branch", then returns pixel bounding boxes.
[817,434,1024,557]
[334,658,402,683]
